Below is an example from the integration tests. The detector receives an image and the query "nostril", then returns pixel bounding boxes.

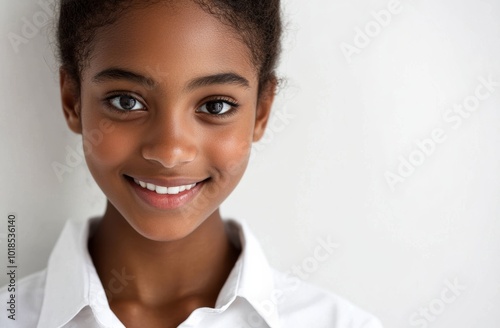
[141,145,197,169]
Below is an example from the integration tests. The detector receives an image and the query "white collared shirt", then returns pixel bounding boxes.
[0,218,384,328]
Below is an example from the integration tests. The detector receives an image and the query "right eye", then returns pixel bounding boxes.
[107,94,146,111]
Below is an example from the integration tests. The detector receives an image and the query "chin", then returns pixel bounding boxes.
[124,211,209,242]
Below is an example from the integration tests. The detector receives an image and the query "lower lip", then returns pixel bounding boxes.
[126,176,205,210]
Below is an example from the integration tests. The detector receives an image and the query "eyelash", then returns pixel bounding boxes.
[103,92,145,114]
[200,97,240,119]
[103,93,240,118]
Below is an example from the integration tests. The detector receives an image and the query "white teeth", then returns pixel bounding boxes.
[132,178,197,195]
[155,186,168,194]
[168,186,180,194]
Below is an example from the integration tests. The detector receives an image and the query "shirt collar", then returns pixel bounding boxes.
[217,219,280,328]
[38,217,123,328]
[37,218,280,328]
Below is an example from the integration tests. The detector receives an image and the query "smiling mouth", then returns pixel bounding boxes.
[132,178,197,195]
[124,175,208,210]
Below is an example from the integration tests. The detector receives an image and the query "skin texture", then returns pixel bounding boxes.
[59,1,276,327]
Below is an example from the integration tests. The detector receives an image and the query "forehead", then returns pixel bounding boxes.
[82,1,257,88]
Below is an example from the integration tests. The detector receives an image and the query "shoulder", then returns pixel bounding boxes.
[0,269,47,328]
[272,269,384,328]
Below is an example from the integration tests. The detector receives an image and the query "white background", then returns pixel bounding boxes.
[1,0,500,327]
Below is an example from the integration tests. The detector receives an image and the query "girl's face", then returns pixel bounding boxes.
[61,1,274,241]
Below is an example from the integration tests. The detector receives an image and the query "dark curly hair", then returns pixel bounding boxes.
[56,0,282,97]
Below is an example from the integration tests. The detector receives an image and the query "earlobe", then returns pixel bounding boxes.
[253,80,277,142]
[59,67,82,134]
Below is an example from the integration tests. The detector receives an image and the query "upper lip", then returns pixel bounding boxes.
[125,174,207,187]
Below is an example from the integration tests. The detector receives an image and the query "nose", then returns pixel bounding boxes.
[141,109,198,169]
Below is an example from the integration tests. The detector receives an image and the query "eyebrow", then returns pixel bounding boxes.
[185,72,250,91]
[92,68,156,89]
[92,68,250,91]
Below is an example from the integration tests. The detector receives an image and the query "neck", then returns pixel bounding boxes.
[88,202,240,309]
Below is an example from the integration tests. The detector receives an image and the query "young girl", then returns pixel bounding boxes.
[1,0,383,327]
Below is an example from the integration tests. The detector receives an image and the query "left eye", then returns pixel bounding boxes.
[198,100,235,115]
[108,94,145,111]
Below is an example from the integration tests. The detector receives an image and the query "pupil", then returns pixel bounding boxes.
[207,101,223,114]
[120,96,136,110]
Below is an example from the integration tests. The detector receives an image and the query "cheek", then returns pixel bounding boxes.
[200,130,253,210]
[81,115,137,174]
[203,107,258,179]
[204,122,254,177]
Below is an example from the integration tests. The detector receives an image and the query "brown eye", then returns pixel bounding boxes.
[206,101,225,114]
[198,100,236,115]
[109,94,145,111]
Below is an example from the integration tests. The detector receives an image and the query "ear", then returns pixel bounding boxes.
[59,67,82,134]
[253,79,277,142]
